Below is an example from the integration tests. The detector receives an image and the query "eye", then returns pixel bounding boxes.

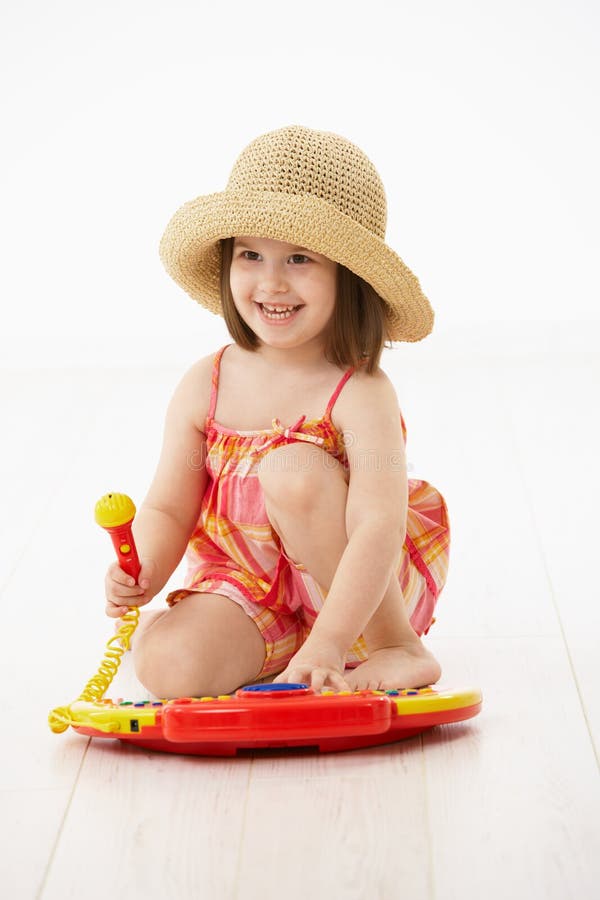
[237,250,310,264]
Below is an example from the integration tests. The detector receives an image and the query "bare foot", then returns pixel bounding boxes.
[345,642,442,691]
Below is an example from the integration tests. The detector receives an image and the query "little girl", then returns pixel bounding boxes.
[104,125,450,698]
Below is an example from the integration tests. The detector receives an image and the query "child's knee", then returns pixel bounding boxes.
[133,638,205,698]
[258,443,346,513]
[133,621,203,697]
[123,608,167,649]
[132,618,250,698]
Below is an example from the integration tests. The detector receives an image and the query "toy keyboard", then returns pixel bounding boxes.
[67,682,482,756]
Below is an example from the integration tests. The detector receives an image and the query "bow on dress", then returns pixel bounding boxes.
[249,415,325,458]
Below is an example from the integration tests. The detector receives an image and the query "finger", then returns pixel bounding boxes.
[138,557,156,591]
[110,566,139,588]
[114,583,147,599]
[107,590,149,611]
[122,593,152,609]
[329,671,352,692]
[107,578,145,600]
[109,587,145,604]
[106,603,131,618]
[310,669,326,693]
[312,669,350,693]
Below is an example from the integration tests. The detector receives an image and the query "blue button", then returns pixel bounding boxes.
[242,683,309,692]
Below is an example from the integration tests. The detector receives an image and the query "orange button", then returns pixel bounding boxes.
[119,543,131,554]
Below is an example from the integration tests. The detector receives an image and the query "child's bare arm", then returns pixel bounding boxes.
[105,357,211,617]
[312,371,408,646]
[273,371,408,684]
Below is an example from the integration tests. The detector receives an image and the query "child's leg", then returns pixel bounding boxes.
[259,443,416,641]
[132,592,266,698]
[259,443,441,690]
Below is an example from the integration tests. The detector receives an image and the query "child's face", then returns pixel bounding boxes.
[230,236,338,348]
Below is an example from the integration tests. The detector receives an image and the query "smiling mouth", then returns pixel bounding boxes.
[256,302,304,319]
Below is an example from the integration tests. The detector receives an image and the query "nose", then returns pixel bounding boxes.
[257,260,289,296]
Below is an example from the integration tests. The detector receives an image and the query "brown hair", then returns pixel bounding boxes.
[218,238,392,374]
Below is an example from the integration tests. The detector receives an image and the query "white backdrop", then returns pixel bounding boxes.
[1,0,598,366]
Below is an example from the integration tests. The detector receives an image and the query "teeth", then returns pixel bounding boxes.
[263,304,297,311]
[258,302,301,321]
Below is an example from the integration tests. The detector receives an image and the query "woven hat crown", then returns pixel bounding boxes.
[226,126,388,239]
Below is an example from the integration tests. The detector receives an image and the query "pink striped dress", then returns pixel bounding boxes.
[166,343,451,678]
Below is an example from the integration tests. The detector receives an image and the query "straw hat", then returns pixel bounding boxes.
[159,125,434,342]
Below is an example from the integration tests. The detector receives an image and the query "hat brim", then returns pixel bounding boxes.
[159,190,434,342]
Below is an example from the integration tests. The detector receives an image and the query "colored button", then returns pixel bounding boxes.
[239,683,312,699]
[119,543,131,554]
[242,683,309,692]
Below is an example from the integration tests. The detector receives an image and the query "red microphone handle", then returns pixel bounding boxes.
[104,521,141,582]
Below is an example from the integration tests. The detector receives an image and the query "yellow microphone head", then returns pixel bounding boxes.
[94,493,136,529]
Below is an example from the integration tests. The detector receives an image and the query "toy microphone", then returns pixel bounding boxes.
[94,492,141,582]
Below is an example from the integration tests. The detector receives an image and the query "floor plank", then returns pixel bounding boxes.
[498,354,600,757]
[238,738,432,899]
[0,789,75,899]
[424,635,600,900]
[41,743,252,900]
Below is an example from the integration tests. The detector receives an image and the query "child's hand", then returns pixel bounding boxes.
[104,558,157,618]
[273,634,351,693]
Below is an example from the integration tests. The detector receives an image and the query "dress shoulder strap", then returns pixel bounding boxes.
[206,343,233,422]
[324,357,368,419]
[400,411,407,446]
[324,358,409,447]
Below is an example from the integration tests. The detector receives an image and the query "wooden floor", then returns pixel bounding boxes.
[1,343,599,899]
